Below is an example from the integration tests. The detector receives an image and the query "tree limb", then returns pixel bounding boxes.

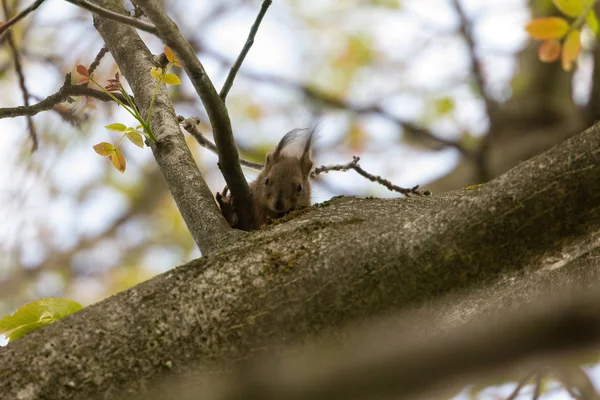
[0,0,46,38]
[0,74,129,119]
[135,0,256,230]
[219,0,272,101]
[88,0,236,252]
[64,0,158,34]
[1,121,599,399]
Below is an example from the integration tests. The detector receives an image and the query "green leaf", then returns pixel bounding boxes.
[127,131,144,148]
[162,73,181,85]
[552,0,584,17]
[587,10,599,35]
[435,97,455,115]
[0,298,83,342]
[105,123,127,132]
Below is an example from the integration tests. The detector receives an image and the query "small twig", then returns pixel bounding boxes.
[0,0,46,38]
[0,73,129,119]
[506,370,537,400]
[531,373,543,400]
[179,116,264,170]
[2,0,38,151]
[219,0,272,101]
[64,0,158,34]
[88,46,109,75]
[312,156,430,196]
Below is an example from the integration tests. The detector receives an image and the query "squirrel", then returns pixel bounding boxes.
[216,128,315,229]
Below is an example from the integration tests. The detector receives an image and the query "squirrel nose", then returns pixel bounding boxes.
[275,198,285,212]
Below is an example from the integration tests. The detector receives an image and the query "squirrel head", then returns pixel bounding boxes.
[260,128,315,217]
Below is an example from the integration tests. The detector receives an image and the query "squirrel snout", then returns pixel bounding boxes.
[274,198,286,212]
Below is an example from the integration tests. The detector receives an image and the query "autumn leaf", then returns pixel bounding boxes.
[538,39,561,62]
[93,142,116,156]
[105,123,127,132]
[526,17,570,39]
[150,66,163,79]
[109,149,126,173]
[127,131,144,148]
[562,29,581,71]
[164,46,181,67]
[552,0,584,18]
[162,73,181,85]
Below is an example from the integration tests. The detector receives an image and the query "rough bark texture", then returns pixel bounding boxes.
[1,122,599,399]
[90,0,233,253]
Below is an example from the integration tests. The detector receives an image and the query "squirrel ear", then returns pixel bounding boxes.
[265,152,274,168]
[300,154,313,176]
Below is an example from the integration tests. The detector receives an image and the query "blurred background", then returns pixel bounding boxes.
[1,0,599,397]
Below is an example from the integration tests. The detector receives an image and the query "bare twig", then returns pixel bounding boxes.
[506,370,536,400]
[179,116,264,170]
[64,0,158,34]
[0,0,46,38]
[532,373,543,400]
[312,156,430,196]
[88,46,109,75]
[137,0,256,230]
[2,0,38,151]
[219,0,272,101]
[0,73,129,119]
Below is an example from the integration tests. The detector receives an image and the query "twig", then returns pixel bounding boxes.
[531,373,543,400]
[2,0,38,151]
[179,116,264,170]
[138,0,256,230]
[64,0,158,34]
[451,0,495,181]
[219,0,272,101]
[0,0,46,38]
[88,46,109,75]
[312,156,430,196]
[505,370,537,400]
[0,73,129,119]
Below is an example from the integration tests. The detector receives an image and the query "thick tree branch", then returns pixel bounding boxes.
[88,0,235,252]
[219,0,272,101]
[64,0,158,34]
[135,0,256,230]
[1,121,599,399]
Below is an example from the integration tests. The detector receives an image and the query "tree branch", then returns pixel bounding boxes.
[135,0,256,230]
[1,120,599,399]
[2,0,38,151]
[88,0,236,252]
[0,74,129,119]
[0,0,46,38]
[219,0,272,101]
[64,0,158,34]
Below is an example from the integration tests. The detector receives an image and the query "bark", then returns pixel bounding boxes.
[1,121,599,400]
[89,0,235,253]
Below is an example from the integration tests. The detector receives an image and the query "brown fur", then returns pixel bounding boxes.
[216,129,314,229]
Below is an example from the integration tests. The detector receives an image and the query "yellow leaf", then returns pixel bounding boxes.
[552,0,584,17]
[562,29,581,71]
[105,123,127,132]
[164,46,181,67]
[525,17,570,39]
[110,149,126,173]
[93,142,115,156]
[162,73,181,85]
[150,66,163,79]
[538,39,561,62]
[127,131,144,148]
[587,10,599,35]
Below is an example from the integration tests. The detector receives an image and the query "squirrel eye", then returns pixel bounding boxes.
[297,184,303,193]
[265,177,269,186]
